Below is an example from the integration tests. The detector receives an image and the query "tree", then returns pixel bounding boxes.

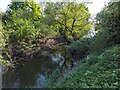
[3,0,42,22]
[2,0,42,45]
[44,2,92,42]
[95,2,120,44]
[89,2,120,52]
[2,0,42,61]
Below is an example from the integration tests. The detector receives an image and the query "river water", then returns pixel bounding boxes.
[2,48,73,88]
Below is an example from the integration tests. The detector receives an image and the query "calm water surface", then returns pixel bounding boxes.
[2,49,71,88]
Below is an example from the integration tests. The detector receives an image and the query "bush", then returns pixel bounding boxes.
[95,2,120,44]
[48,45,120,88]
[89,30,113,53]
[64,37,91,60]
[86,54,99,65]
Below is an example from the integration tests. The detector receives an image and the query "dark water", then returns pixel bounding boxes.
[2,49,71,88]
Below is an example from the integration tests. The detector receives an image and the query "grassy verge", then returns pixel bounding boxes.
[46,45,120,88]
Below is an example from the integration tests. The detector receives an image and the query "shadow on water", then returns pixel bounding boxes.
[2,46,74,88]
[2,55,60,88]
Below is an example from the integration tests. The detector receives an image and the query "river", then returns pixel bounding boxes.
[2,47,73,88]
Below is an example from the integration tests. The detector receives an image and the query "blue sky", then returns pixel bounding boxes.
[0,0,110,15]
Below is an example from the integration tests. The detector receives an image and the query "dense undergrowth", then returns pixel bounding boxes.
[47,45,120,88]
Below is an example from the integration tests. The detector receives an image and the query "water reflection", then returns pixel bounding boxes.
[2,55,59,88]
[36,75,46,88]
[2,48,74,88]
[51,51,64,63]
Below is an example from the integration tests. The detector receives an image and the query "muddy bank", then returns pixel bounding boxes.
[2,37,68,65]
[23,37,68,59]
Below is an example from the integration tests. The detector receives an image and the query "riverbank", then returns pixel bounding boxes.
[2,37,68,64]
[1,37,69,74]
[46,45,119,88]
[2,40,70,88]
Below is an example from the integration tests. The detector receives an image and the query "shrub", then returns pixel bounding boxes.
[48,45,120,88]
[64,37,91,60]
[89,30,113,53]
[86,54,99,65]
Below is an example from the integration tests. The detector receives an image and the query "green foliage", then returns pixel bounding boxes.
[88,2,120,53]
[1,1,93,62]
[38,23,59,38]
[1,1,43,62]
[2,1,42,44]
[64,37,91,59]
[44,2,92,41]
[95,2,120,44]
[0,55,11,66]
[89,30,112,53]
[86,54,99,65]
[3,0,42,22]
[47,45,120,88]
[47,3,120,88]
[0,59,11,66]
[1,1,120,88]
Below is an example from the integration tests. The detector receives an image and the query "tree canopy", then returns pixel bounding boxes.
[44,2,92,41]
[2,1,42,45]
[95,2,120,44]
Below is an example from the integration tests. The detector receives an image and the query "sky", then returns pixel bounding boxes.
[0,0,110,15]
[87,0,110,15]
